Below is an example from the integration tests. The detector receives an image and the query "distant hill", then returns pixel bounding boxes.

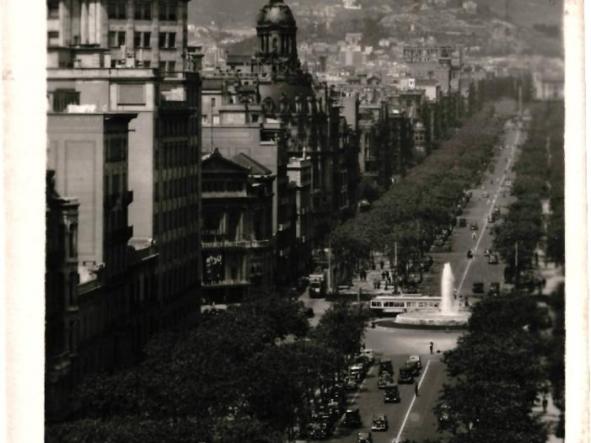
[188,0,563,57]
[474,0,562,28]
[188,0,562,28]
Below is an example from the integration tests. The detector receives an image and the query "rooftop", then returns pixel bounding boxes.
[232,153,273,176]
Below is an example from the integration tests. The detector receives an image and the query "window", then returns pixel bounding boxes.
[159,0,178,20]
[108,0,126,19]
[134,32,151,48]
[53,89,80,112]
[48,0,59,18]
[167,61,176,72]
[169,1,178,20]
[168,32,176,48]
[48,31,59,46]
[118,31,126,47]
[135,1,152,20]
[159,32,167,49]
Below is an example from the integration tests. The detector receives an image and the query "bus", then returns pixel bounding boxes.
[369,294,441,316]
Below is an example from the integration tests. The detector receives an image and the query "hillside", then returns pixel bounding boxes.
[189,0,562,28]
[188,0,563,57]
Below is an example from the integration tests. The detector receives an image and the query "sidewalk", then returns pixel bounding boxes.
[348,252,397,296]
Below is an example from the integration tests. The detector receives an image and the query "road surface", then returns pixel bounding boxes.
[312,116,526,443]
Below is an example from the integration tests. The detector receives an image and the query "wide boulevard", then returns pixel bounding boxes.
[302,112,526,443]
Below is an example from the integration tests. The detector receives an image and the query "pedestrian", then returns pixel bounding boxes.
[542,396,548,412]
[472,232,477,241]
[380,260,384,270]
[414,382,419,397]
[429,341,434,354]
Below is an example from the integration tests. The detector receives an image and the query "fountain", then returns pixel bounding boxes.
[393,263,470,328]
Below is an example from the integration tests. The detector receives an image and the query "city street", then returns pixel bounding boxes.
[421,116,524,304]
[307,115,526,443]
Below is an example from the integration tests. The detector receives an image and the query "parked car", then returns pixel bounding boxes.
[349,363,365,381]
[307,422,329,440]
[357,431,373,443]
[371,415,389,432]
[345,377,358,391]
[360,349,375,364]
[384,384,401,403]
[472,282,485,294]
[343,408,362,427]
[458,218,467,227]
[466,249,473,259]
[488,282,501,296]
[488,253,499,264]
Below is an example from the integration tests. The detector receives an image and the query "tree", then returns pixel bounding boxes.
[313,302,368,367]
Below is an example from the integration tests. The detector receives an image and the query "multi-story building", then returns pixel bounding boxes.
[45,171,80,420]
[287,156,313,275]
[46,111,160,418]
[47,0,195,72]
[201,150,275,303]
[47,0,202,328]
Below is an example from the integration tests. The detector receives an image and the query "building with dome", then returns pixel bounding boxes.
[201,0,361,286]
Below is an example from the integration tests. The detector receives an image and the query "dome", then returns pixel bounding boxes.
[257,0,296,27]
[414,121,425,130]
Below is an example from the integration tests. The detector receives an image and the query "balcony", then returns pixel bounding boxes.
[202,236,271,250]
[202,279,250,288]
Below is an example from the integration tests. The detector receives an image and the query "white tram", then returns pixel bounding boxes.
[369,294,441,316]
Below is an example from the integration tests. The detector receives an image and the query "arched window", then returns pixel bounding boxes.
[272,37,278,53]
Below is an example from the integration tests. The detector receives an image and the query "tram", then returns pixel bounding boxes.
[369,294,441,316]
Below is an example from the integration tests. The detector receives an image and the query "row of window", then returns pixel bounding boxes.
[108,0,179,21]
[155,175,199,201]
[105,172,127,197]
[156,142,199,169]
[154,203,199,235]
[159,235,199,265]
[109,31,177,49]
[161,118,189,137]
[202,180,245,194]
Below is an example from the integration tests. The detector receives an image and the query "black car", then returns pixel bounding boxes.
[472,282,485,294]
[398,364,415,384]
[488,282,501,296]
[384,384,401,403]
[343,408,362,428]
[357,431,373,443]
[378,358,394,376]
[458,218,467,227]
[466,249,473,259]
